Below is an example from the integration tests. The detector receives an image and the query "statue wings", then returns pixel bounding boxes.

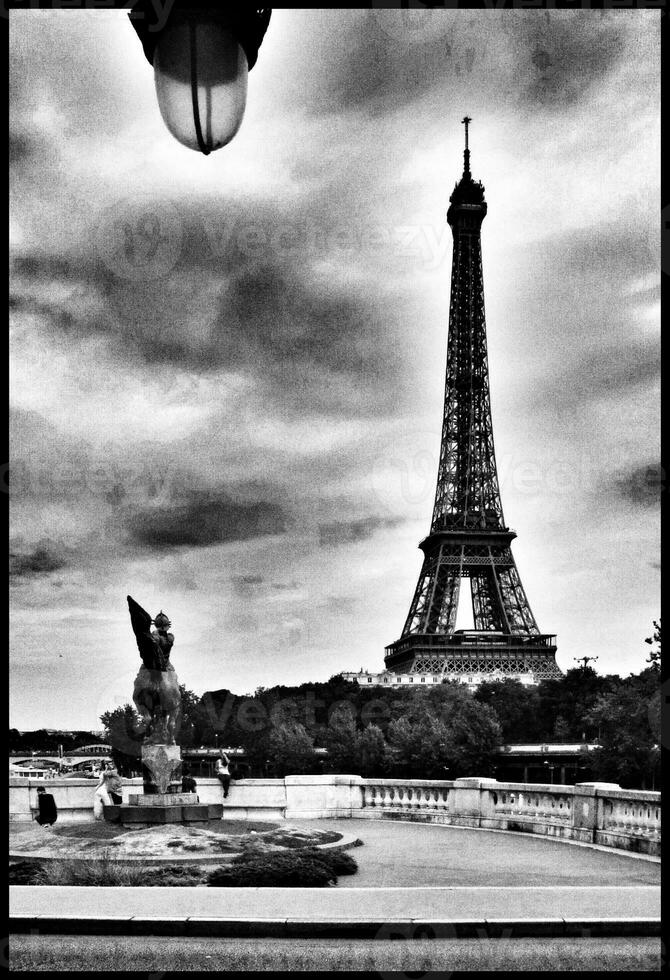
[127,595,157,669]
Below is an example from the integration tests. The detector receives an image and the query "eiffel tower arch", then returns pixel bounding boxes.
[384,119,562,687]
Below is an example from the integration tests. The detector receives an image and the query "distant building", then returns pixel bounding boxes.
[342,665,537,690]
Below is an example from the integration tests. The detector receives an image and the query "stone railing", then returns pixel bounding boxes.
[358,777,660,856]
[488,783,574,835]
[360,779,453,821]
[9,775,660,857]
[595,788,661,851]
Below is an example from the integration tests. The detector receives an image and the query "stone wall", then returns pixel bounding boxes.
[9,775,660,856]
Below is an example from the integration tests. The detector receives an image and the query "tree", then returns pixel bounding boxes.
[100,686,202,773]
[387,712,450,778]
[535,668,612,742]
[267,720,317,777]
[100,704,144,774]
[356,724,389,777]
[175,685,200,747]
[473,679,542,743]
[552,715,571,741]
[441,698,502,777]
[323,703,359,773]
[645,619,661,671]
[586,668,660,789]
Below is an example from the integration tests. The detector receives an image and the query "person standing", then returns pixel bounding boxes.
[215,750,231,799]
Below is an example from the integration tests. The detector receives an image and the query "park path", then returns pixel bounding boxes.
[293,818,660,889]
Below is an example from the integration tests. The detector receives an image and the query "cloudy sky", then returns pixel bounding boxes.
[10,9,660,731]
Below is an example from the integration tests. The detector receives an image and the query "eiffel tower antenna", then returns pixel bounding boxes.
[462,115,472,176]
[383,124,561,687]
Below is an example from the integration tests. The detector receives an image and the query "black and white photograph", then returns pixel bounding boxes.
[9,2,661,972]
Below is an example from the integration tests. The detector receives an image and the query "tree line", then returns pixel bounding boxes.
[98,622,661,791]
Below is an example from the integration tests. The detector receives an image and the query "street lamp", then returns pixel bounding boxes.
[129,3,271,154]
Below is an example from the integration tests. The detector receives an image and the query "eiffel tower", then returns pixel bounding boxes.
[384,119,562,686]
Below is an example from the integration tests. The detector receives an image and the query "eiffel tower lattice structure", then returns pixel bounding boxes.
[384,118,562,686]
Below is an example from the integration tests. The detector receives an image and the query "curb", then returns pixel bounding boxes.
[9,914,661,939]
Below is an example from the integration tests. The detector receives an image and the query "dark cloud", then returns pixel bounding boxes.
[505,220,659,413]
[611,463,663,508]
[274,10,628,119]
[9,408,95,503]
[545,338,659,415]
[231,574,264,595]
[10,192,410,418]
[502,11,627,108]
[125,492,287,550]
[10,542,66,577]
[318,516,400,547]
[9,132,35,164]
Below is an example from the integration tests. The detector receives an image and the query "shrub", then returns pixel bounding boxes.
[142,865,205,885]
[9,860,43,885]
[208,850,338,888]
[297,847,358,877]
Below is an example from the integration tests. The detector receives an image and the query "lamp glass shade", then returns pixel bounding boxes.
[153,19,248,153]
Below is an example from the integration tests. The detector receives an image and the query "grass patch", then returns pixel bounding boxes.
[11,854,208,887]
[50,823,128,840]
[36,852,151,887]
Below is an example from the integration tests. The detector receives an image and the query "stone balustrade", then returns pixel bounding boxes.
[359,779,453,822]
[358,777,659,856]
[9,774,660,857]
[595,788,661,851]
[487,783,574,837]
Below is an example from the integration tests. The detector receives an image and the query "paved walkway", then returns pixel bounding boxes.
[10,819,660,938]
[10,884,660,937]
[297,819,660,888]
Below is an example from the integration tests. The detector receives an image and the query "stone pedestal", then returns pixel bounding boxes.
[128,792,198,806]
[141,743,182,795]
[104,801,223,827]
[104,743,223,827]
